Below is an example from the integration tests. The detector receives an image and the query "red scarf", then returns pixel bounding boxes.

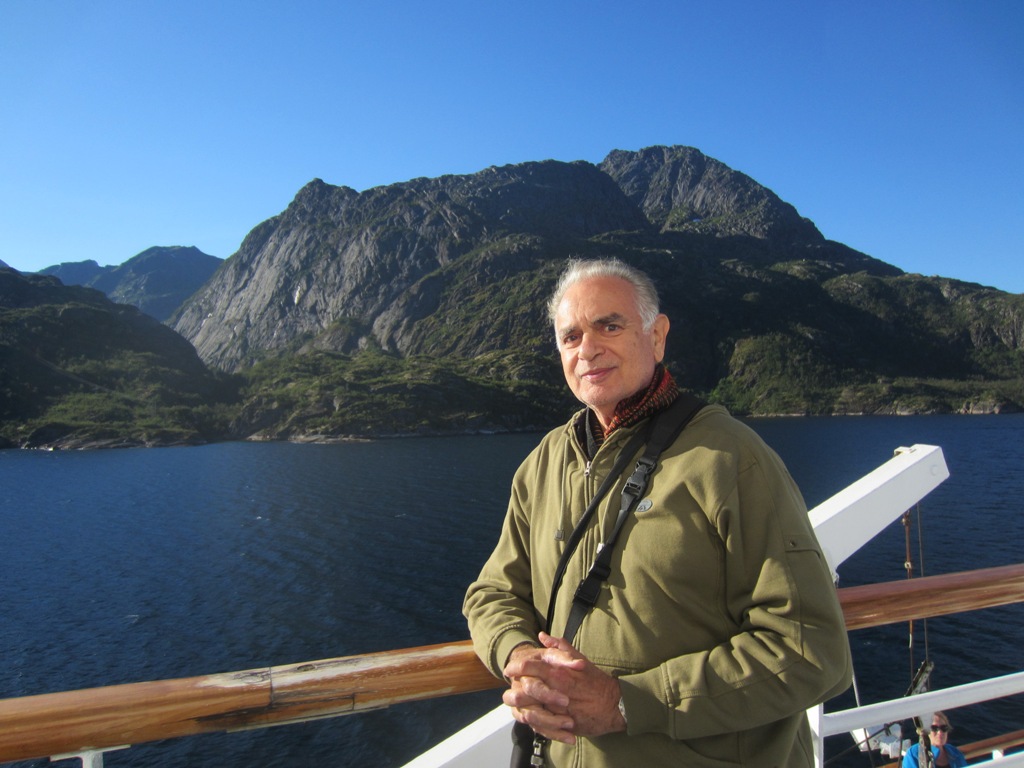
[588,364,680,445]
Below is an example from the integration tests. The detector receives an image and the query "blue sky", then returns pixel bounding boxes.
[2,1,1021,291]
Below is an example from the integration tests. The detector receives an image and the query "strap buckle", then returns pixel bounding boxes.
[623,456,656,497]
[530,734,547,766]
[574,560,611,607]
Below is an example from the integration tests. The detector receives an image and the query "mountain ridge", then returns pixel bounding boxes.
[39,245,222,321]
[169,144,1022,438]
[2,144,1022,448]
[0,267,237,448]
[172,146,906,373]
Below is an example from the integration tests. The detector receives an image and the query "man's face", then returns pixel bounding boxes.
[554,275,669,428]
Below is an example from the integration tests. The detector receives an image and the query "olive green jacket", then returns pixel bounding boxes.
[463,404,852,767]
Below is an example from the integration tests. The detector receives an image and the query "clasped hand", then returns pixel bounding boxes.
[501,631,625,744]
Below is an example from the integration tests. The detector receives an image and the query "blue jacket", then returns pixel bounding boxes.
[902,742,967,768]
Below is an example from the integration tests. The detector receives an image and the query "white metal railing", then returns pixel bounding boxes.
[52,747,127,768]
[816,671,1024,766]
[822,672,1024,737]
[983,755,1024,767]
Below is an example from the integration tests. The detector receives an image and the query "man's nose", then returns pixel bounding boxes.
[578,331,602,359]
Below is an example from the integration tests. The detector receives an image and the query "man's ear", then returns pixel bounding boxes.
[652,314,670,362]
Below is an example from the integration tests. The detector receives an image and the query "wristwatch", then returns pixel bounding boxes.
[617,696,627,724]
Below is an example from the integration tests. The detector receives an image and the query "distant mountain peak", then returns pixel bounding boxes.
[38,246,222,322]
[600,145,823,242]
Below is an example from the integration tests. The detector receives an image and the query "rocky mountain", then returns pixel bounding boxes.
[40,246,222,322]
[169,144,1024,437]
[172,160,651,371]
[0,267,236,448]
[173,147,901,371]
[599,146,824,242]
[4,145,1022,447]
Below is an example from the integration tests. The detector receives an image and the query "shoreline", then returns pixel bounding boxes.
[7,409,1023,452]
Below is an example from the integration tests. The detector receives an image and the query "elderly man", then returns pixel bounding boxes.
[463,258,852,767]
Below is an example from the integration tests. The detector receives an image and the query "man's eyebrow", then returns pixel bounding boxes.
[557,312,629,338]
[594,312,627,326]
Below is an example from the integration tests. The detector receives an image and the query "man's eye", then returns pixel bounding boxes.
[604,324,621,332]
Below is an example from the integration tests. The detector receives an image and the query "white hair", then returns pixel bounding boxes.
[547,258,661,332]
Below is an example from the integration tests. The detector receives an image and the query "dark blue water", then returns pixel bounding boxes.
[2,415,1022,767]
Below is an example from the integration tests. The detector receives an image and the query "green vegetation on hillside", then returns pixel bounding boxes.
[4,145,1024,449]
[234,348,572,440]
[0,273,239,448]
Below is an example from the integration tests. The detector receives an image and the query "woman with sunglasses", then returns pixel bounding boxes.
[901,712,967,767]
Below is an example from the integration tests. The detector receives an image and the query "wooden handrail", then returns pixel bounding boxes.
[838,562,1024,630]
[0,563,1021,764]
[961,729,1024,760]
[0,642,499,763]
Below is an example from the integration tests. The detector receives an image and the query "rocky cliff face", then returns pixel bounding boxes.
[599,145,823,242]
[172,159,650,370]
[173,146,884,373]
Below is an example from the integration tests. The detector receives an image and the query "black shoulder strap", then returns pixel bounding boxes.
[541,427,647,634]
[550,392,706,642]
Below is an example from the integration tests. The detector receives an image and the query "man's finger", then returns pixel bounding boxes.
[512,705,577,745]
[505,654,585,683]
[505,675,570,710]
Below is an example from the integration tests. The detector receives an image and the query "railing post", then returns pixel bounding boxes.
[807,703,825,768]
[52,745,129,767]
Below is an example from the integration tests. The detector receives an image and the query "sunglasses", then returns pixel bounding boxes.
[931,725,950,733]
